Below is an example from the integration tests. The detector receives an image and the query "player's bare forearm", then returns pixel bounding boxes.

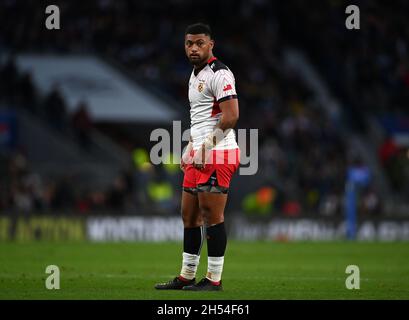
[215,112,237,133]
[217,98,239,130]
[212,98,239,144]
[193,98,239,170]
[200,98,239,149]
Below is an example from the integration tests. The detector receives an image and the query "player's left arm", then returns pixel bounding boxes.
[193,69,239,169]
[204,69,239,149]
[193,99,239,170]
[215,97,239,132]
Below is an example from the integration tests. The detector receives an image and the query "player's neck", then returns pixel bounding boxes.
[193,62,207,71]
[193,55,214,70]
[193,55,214,76]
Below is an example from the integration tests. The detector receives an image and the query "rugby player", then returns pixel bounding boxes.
[155,23,240,291]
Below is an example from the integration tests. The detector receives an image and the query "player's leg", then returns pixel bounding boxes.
[179,188,205,282]
[155,164,204,290]
[196,191,227,291]
[183,190,227,291]
[183,149,239,291]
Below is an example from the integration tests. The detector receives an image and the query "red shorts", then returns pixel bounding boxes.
[182,148,240,189]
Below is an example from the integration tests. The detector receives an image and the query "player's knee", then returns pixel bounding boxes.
[181,210,202,228]
[200,205,224,226]
[181,210,190,226]
[200,205,211,225]
[208,215,224,226]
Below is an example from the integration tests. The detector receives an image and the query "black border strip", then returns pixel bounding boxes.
[217,95,238,103]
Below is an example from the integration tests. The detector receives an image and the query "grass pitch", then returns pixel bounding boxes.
[0,241,408,299]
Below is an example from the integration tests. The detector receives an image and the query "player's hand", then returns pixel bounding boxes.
[181,142,193,172]
[192,144,209,171]
[180,159,186,172]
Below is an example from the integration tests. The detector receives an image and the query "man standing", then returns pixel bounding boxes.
[155,23,240,291]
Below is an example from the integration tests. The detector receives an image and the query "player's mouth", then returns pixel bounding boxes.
[189,54,200,59]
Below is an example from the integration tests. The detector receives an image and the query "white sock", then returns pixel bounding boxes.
[206,256,224,283]
[180,252,200,280]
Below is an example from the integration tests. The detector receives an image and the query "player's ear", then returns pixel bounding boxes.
[209,39,214,50]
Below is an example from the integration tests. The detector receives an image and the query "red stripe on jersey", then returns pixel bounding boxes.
[211,97,221,117]
[207,57,217,64]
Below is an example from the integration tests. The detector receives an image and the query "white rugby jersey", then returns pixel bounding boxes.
[188,57,239,150]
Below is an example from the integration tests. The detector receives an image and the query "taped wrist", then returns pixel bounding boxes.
[203,128,225,150]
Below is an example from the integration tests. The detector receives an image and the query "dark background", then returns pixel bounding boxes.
[0,0,408,219]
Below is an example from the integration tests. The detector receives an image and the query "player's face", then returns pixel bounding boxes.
[185,34,214,66]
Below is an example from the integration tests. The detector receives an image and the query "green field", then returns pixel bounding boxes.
[0,241,408,299]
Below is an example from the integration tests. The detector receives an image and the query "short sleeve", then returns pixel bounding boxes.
[211,69,237,103]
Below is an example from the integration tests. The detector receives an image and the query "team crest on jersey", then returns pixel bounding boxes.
[198,82,205,92]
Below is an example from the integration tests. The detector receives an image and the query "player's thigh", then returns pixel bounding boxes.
[181,190,203,228]
[198,192,228,226]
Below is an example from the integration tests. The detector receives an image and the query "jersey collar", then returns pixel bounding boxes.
[207,56,217,64]
[193,57,217,76]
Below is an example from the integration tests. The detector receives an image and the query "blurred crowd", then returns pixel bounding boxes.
[2,0,404,216]
[281,0,409,119]
[0,148,181,215]
[0,59,182,214]
[281,0,409,199]
[0,58,94,148]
